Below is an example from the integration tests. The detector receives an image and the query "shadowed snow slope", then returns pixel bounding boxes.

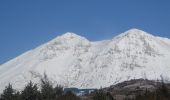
[0,29,170,91]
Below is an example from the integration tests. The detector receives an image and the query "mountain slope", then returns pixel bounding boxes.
[0,28,170,91]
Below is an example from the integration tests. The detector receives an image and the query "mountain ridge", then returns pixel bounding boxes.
[0,28,170,92]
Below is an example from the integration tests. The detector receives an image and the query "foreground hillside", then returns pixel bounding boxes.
[83,79,170,100]
[1,28,170,91]
[1,78,170,100]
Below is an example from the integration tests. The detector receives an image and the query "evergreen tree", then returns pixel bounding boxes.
[155,81,170,100]
[40,73,56,100]
[13,91,21,100]
[21,81,40,100]
[0,83,15,100]
[53,85,63,98]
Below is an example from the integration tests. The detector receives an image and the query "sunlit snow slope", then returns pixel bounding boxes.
[0,29,170,91]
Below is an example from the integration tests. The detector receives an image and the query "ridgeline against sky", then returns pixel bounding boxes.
[0,0,170,64]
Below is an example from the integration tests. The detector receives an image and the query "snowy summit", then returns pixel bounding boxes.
[0,28,170,91]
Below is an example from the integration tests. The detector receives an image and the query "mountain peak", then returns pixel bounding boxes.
[124,28,152,37]
[59,32,83,39]
[126,28,144,32]
[114,28,153,40]
[47,32,89,45]
[61,32,78,36]
[44,32,90,50]
[1,29,170,92]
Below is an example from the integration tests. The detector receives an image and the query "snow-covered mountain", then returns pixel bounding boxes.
[0,28,170,91]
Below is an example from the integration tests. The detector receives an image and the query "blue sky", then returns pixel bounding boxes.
[0,0,170,64]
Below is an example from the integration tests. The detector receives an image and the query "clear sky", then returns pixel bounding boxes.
[0,0,170,64]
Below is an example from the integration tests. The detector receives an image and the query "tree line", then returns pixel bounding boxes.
[0,74,115,100]
[0,74,170,100]
[0,74,80,100]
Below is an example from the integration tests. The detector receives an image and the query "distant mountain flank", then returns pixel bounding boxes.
[0,28,170,92]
